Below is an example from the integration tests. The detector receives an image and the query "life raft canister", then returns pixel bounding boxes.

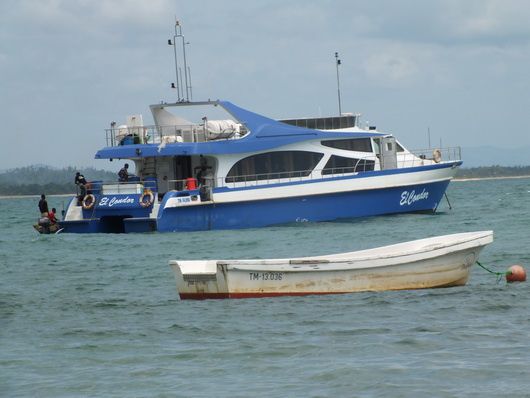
[139,189,154,208]
[82,194,96,210]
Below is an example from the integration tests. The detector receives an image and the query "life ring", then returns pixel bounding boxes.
[82,194,96,210]
[432,149,442,163]
[139,190,154,208]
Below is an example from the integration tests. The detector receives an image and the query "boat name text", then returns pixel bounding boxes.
[99,196,135,207]
[249,272,283,281]
[400,189,429,206]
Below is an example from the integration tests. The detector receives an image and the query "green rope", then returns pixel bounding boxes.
[476,261,505,283]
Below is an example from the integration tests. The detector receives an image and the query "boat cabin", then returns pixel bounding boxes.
[96,100,453,200]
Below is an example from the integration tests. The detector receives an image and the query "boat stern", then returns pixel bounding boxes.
[60,181,158,233]
[169,260,229,299]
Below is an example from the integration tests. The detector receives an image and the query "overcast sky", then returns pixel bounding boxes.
[2,0,530,170]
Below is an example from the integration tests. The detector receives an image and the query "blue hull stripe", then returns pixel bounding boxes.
[157,180,449,232]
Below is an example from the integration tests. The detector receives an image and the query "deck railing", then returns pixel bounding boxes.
[82,147,461,196]
[105,123,246,146]
[160,147,461,192]
[408,147,461,164]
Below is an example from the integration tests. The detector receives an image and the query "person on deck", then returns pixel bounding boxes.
[195,156,211,186]
[48,208,58,224]
[38,194,49,216]
[74,171,88,201]
[118,163,129,182]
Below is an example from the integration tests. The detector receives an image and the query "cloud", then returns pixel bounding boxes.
[360,45,419,86]
[450,1,530,44]
[2,0,530,169]
[316,0,530,47]
[17,0,173,24]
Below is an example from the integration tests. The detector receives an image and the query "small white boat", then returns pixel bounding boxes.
[169,231,493,299]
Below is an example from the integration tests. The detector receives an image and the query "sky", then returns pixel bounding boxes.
[1,0,530,171]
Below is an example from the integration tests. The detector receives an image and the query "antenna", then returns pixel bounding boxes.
[168,20,193,101]
[335,52,342,116]
[187,65,193,100]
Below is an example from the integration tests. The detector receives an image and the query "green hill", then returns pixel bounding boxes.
[0,165,116,195]
[1,164,529,196]
[455,165,530,179]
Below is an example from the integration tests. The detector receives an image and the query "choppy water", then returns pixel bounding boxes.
[1,178,530,397]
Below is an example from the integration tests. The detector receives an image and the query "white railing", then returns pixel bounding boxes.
[78,179,158,196]
[160,147,461,192]
[87,147,461,194]
[389,147,461,169]
[105,124,247,146]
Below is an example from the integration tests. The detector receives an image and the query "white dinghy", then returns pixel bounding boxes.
[169,231,493,299]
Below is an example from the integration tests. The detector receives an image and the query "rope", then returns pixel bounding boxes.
[444,193,452,210]
[475,261,505,283]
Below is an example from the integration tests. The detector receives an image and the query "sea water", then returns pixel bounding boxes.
[1,178,529,397]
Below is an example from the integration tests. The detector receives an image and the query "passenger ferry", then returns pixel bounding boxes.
[60,99,462,233]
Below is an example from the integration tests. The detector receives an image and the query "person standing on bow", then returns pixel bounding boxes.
[74,171,88,203]
[38,194,49,216]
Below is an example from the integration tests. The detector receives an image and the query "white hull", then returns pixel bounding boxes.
[169,231,493,299]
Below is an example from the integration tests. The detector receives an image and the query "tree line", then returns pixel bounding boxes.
[0,165,115,195]
[455,165,530,179]
[1,164,529,196]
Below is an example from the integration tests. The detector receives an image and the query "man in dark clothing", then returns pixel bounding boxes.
[195,155,211,186]
[74,171,88,205]
[118,163,129,182]
[75,172,87,187]
[38,194,49,216]
[75,172,88,196]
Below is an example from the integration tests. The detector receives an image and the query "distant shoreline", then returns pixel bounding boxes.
[1,174,530,199]
[454,175,530,182]
[0,193,75,200]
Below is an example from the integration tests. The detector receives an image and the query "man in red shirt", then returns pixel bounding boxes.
[48,208,58,224]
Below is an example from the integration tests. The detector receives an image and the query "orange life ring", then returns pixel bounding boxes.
[139,190,154,208]
[82,194,96,210]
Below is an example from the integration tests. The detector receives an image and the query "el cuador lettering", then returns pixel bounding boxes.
[99,196,135,207]
[400,189,429,206]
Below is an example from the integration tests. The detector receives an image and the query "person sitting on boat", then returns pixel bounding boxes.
[48,208,58,224]
[118,163,130,182]
[38,194,49,216]
[74,171,88,204]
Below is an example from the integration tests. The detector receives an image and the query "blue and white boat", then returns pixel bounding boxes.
[60,100,461,233]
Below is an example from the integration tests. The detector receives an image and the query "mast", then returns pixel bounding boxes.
[168,20,192,102]
[335,52,342,116]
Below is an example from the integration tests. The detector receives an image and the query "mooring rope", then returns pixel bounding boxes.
[444,193,452,210]
[476,260,504,283]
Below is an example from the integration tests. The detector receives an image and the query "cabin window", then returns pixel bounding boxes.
[396,142,405,152]
[321,155,375,175]
[226,151,324,183]
[321,138,373,152]
[280,115,356,130]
